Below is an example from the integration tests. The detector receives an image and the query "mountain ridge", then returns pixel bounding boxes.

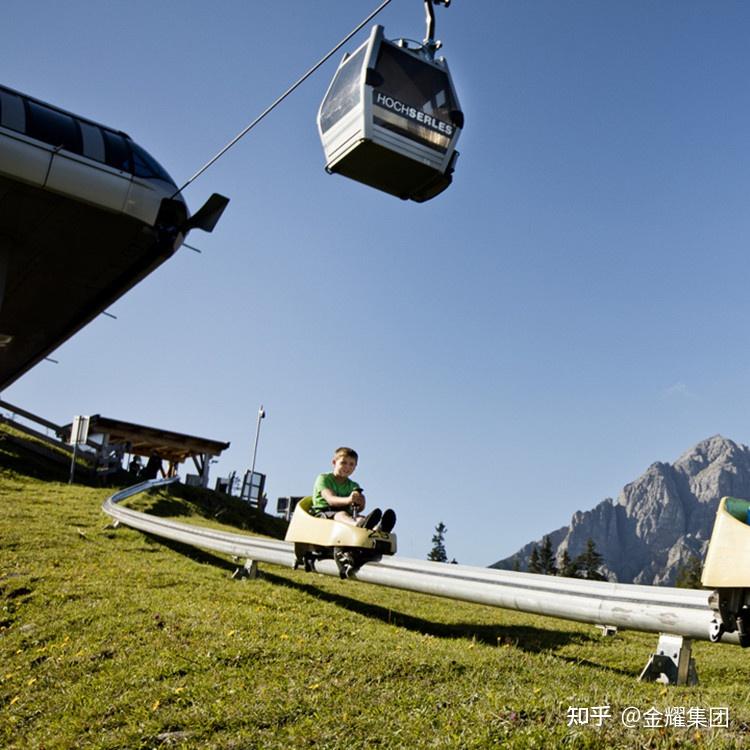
[491,435,750,585]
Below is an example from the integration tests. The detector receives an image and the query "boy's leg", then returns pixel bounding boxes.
[332,508,382,529]
[378,508,397,533]
[334,510,357,525]
[358,508,382,529]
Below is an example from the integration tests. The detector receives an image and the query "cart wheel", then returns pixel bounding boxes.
[334,549,355,579]
[304,552,316,573]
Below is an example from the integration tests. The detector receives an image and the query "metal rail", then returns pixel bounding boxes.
[102,479,734,651]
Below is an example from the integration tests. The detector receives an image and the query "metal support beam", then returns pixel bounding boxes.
[200,453,210,488]
[231,559,259,580]
[191,454,203,476]
[639,633,698,685]
[0,398,63,432]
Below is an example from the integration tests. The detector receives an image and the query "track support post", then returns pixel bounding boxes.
[638,633,698,686]
[232,559,259,580]
[595,624,618,637]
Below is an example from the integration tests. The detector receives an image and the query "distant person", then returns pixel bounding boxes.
[141,455,161,481]
[128,456,142,478]
[311,446,396,532]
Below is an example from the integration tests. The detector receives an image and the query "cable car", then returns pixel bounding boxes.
[318,0,463,202]
[0,83,228,389]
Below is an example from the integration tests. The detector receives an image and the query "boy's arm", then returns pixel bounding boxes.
[320,487,365,511]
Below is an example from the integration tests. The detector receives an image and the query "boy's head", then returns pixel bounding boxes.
[333,446,358,463]
[332,446,358,477]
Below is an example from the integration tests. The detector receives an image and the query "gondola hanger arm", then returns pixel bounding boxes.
[423,0,451,59]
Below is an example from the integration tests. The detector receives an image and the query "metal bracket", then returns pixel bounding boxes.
[423,0,450,59]
[231,559,258,580]
[709,617,725,643]
[706,588,750,646]
[595,624,618,637]
[639,633,698,686]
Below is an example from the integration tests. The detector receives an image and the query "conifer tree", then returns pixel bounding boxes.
[427,522,448,563]
[539,535,558,575]
[528,545,542,574]
[559,548,580,578]
[675,555,703,589]
[575,538,606,581]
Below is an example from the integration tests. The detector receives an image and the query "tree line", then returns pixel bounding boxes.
[427,523,705,588]
[522,536,606,580]
[427,524,607,579]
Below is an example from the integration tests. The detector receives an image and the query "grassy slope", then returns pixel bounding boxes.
[3,440,750,748]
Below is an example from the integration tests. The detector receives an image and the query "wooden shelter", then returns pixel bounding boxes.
[59,415,229,486]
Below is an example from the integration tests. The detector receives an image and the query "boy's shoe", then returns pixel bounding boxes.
[358,508,382,529]
[378,508,396,533]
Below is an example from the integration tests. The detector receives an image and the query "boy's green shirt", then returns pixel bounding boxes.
[312,472,361,513]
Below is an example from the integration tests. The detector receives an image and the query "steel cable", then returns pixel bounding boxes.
[172,0,394,198]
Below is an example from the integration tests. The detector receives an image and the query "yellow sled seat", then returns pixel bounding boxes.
[702,497,750,588]
[284,496,397,555]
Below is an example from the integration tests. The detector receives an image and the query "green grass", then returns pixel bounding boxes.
[3,444,750,748]
[0,420,91,483]
[125,481,288,539]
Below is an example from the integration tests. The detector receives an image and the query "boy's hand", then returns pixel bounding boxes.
[350,490,365,511]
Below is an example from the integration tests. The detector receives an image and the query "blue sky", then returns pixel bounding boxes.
[3,1,750,566]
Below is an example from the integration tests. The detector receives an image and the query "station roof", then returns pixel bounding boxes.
[60,415,230,464]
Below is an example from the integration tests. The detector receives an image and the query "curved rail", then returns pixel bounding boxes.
[103,480,734,646]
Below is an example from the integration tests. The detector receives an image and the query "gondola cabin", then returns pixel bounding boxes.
[318,24,463,202]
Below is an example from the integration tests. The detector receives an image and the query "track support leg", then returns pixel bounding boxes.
[232,559,259,580]
[595,624,618,637]
[638,633,698,686]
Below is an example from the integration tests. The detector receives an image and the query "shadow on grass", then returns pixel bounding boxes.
[133,485,288,539]
[140,535,630,669]
[140,496,194,518]
[261,570,595,655]
[143,534,239,573]
[555,655,636,677]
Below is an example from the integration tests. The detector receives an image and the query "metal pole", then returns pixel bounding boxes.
[249,405,266,493]
[68,415,89,484]
[68,441,78,484]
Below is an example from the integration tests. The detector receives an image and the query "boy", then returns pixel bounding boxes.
[311,447,396,532]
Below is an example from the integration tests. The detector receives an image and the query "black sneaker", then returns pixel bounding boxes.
[358,508,382,529]
[378,508,396,533]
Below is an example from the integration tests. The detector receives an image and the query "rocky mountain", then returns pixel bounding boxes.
[490,435,750,585]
